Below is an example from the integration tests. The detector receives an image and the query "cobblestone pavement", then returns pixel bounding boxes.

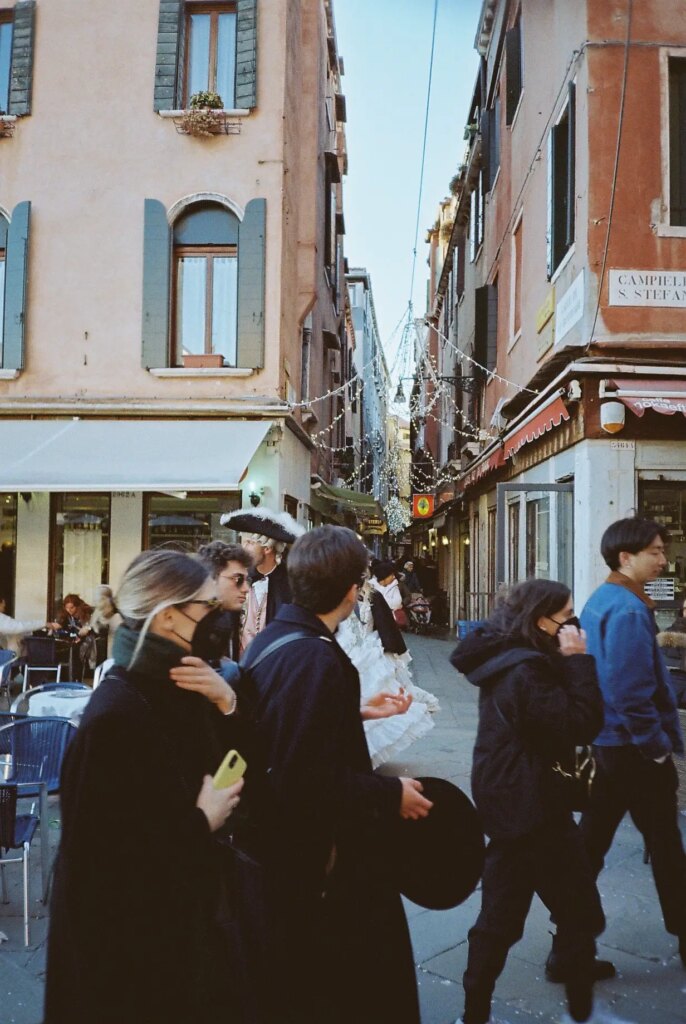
[2,632,686,1023]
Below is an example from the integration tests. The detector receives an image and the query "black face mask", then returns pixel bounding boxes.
[190,607,232,664]
[553,615,581,644]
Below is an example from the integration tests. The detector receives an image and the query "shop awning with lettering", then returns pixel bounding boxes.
[605,378,686,417]
[0,419,272,491]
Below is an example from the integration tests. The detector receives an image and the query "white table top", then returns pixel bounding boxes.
[26,689,92,720]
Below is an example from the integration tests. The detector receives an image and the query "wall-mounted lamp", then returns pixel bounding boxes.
[600,401,626,434]
[248,481,265,507]
[441,535,450,546]
[463,536,470,546]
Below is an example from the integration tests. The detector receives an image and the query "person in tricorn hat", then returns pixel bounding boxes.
[236,525,432,1024]
[219,508,304,654]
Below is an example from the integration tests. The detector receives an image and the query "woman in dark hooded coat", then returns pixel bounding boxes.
[45,550,245,1024]
[450,578,606,1024]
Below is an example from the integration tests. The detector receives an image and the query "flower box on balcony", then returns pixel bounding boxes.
[182,354,225,369]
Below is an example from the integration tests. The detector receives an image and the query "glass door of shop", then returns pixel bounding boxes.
[495,482,574,591]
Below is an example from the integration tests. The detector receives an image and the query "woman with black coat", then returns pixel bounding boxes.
[45,550,245,1024]
[451,579,606,1024]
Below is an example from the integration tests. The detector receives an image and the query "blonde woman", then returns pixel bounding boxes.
[45,550,244,1024]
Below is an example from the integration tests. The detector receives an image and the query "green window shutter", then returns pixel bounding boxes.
[141,199,171,369]
[3,201,31,371]
[236,198,265,369]
[8,0,36,117]
[235,0,257,109]
[153,0,184,112]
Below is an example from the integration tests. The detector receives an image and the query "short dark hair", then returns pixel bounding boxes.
[489,578,571,652]
[371,559,396,581]
[288,525,368,614]
[600,517,669,570]
[196,540,252,578]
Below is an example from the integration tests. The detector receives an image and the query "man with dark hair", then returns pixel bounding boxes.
[196,540,252,662]
[547,516,686,979]
[239,525,431,1024]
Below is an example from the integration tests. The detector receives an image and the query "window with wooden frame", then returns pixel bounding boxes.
[172,203,239,366]
[547,82,576,278]
[511,214,523,342]
[184,2,237,108]
[0,13,12,115]
[669,57,686,226]
[505,13,522,126]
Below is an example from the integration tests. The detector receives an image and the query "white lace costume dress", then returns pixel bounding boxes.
[336,600,436,769]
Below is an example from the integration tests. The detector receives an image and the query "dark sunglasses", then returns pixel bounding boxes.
[220,572,250,587]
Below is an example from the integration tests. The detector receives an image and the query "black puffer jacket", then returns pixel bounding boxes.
[451,629,603,840]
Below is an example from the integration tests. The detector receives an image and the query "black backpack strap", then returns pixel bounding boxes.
[241,631,315,671]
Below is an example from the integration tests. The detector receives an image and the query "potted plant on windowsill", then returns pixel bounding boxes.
[182,353,226,368]
[179,91,226,137]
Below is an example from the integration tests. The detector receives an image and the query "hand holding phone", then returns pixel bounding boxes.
[213,749,247,790]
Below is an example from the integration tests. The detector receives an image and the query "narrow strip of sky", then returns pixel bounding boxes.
[335,0,482,366]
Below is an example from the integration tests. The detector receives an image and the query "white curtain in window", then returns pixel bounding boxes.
[216,13,237,107]
[212,256,237,365]
[188,14,211,96]
[178,257,206,355]
[63,526,103,601]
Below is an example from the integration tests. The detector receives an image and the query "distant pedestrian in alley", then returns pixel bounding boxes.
[236,526,432,1024]
[547,517,686,972]
[452,578,605,1024]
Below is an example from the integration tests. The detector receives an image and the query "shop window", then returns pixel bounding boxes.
[547,82,576,277]
[639,481,686,622]
[0,493,17,614]
[525,496,550,578]
[51,494,111,617]
[143,491,241,550]
[669,57,686,226]
[507,500,520,583]
[487,506,497,598]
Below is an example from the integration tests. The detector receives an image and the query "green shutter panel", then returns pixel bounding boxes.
[505,20,522,125]
[8,0,36,116]
[235,0,257,109]
[3,201,31,371]
[237,198,265,369]
[141,199,171,369]
[153,0,183,112]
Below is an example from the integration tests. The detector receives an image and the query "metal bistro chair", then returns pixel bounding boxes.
[92,657,115,690]
[0,782,39,946]
[22,636,62,692]
[11,682,91,716]
[0,649,18,703]
[0,717,77,902]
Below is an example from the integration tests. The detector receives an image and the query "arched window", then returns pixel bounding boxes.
[173,202,239,366]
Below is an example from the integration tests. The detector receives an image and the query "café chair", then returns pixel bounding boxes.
[0,782,39,946]
[0,650,17,702]
[92,658,114,690]
[22,637,62,691]
[0,717,77,902]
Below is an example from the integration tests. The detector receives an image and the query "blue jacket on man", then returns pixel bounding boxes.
[581,577,683,759]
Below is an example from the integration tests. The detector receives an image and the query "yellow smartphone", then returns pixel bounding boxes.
[213,749,247,790]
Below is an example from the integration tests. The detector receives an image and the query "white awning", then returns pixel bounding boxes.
[0,419,272,492]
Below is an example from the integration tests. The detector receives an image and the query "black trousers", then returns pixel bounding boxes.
[463,816,604,1024]
[580,745,686,936]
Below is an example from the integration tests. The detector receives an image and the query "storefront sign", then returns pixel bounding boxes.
[359,516,386,535]
[555,270,584,344]
[609,440,635,450]
[412,494,435,518]
[644,577,676,601]
[609,270,686,307]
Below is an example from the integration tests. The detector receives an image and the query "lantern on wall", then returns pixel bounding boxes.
[600,400,626,434]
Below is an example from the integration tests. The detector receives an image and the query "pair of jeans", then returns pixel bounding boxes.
[580,744,686,936]
[463,816,604,1024]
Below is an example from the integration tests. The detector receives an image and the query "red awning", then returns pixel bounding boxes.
[503,394,571,459]
[609,378,686,418]
[461,447,505,490]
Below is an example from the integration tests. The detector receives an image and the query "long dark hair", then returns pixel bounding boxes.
[488,578,571,652]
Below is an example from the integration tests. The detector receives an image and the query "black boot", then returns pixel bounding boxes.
[546,934,615,983]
